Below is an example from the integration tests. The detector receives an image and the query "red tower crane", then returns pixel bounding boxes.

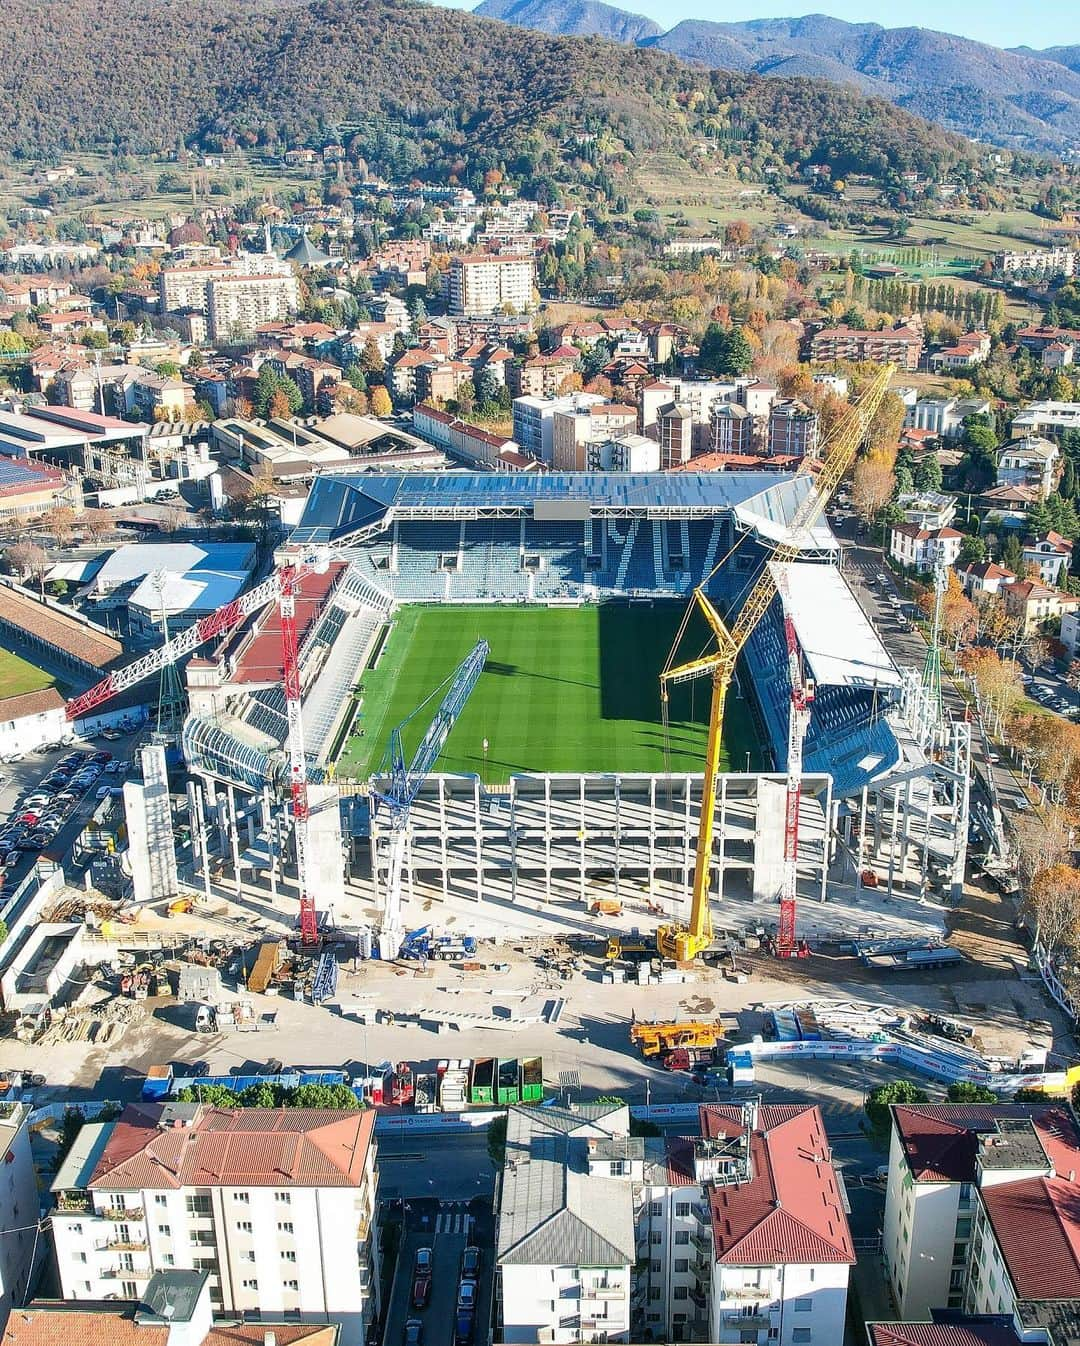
[777,592,815,958]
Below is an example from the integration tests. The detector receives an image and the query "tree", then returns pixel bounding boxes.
[370,386,392,418]
[175,1084,242,1105]
[80,330,109,349]
[486,1114,507,1168]
[1013,1087,1049,1102]
[1001,534,1024,576]
[268,388,292,420]
[946,1082,997,1103]
[866,1080,929,1134]
[959,535,986,565]
[288,1083,358,1109]
[913,453,943,491]
[6,541,48,591]
[697,324,752,377]
[359,336,384,376]
[1023,862,1080,954]
[852,450,896,523]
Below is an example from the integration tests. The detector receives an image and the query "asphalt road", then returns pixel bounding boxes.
[377,1132,495,1201]
[383,1201,494,1346]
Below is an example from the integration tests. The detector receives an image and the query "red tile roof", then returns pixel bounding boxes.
[893,1104,1080,1184]
[88,1102,374,1190]
[3,1308,338,1346]
[868,1323,1021,1346]
[702,1104,854,1265]
[231,563,343,685]
[981,1176,1080,1300]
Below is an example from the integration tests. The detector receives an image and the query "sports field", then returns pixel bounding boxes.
[334,603,766,785]
[0,646,56,698]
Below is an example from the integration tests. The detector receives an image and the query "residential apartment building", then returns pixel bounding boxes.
[767,399,819,459]
[710,402,755,455]
[512,392,605,463]
[904,395,993,441]
[889,523,963,572]
[1010,401,1080,443]
[49,1101,380,1346]
[996,435,1060,500]
[882,1103,1080,1339]
[447,253,534,317]
[897,492,958,530]
[551,400,637,471]
[508,353,577,399]
[0,1103,39,1334]
[207,274,300,342]
[414,402,519,468]
[1003,579,1080,633]
[587,434,660,472]
[496,1103,636,1345]
[658,404,694,469]
[496,1101,854,1346]
[994,247,1079,279]
[810,324,923,370]
[1022,531,1073,586]
[957,561,1016,599]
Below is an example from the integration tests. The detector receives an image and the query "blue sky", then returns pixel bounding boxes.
[435,0,1075,51]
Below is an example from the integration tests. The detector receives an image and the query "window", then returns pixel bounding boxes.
[275,1192,291,1205]
[242,1280,258,1291]
[285,1280,299,1292]
[77,1252,87,1264]
[186,1196,212,1217]
[950,1269,965,1292]
[650,1202,662,1217]
[122,1282,138,1300]
[672,1314,686,1324]
[158,1226,170,1237]
[234,1192,250,1205]
[646,1314,661,1324]
[650,1260,661,1274]
[649,1231,661,1245]
[154,1196,167,1208]
[281,1250,297,1262]
[674,1231,689,1246]
[163,1254,175,1267]
[236,1221,253,1234]
[278,1222,294,1235]
[673,1286,688,1301]
[793,1298,812,1313]
[675,1202,690,1218]
[608,1162,626,1177]
[792,1331,812,1344]
[648,1288,661,1302]
[674,1259,689,1274]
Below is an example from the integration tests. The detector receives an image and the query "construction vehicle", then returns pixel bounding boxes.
[661,1046,716,1072]
[590,898,623,916]
[605,931,655,962]
[630,1020,723,1058]
[658,367,894,962]
[400,927,479,961]
[388,1062,414,1106]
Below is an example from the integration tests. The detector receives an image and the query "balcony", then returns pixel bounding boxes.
[690,1230,712,1258]
[724,1309,772,1329]
[581,1285,624,1301]
[55,1193,93,1214]
[106,1237,148,1252]
[102,1207,144,1222]
[102,1266,151,1281]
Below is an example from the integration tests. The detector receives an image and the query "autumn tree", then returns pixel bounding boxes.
[5,541,48,592]
[370,386,392,417]
[917,570,976,649]
[1023,863,1080,956]
[852,450,895,523]
[268,388,292,420]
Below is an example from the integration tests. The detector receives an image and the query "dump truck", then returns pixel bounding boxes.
[630,1020,723,1058]
[521,1056,543,1103]
[469,1057,495,1106]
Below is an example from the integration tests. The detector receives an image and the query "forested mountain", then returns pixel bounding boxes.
[477,0,1080,151]
[0,0,975,191]
[474,0,661,44]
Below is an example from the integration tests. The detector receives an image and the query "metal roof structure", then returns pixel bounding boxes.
[496,1104,636,1269]
[771,561,902,691]
[290,469,837,548]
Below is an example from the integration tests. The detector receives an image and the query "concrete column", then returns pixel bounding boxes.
[226,784,242,898]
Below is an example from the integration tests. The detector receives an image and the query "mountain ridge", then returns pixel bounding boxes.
[472,0,1080,150]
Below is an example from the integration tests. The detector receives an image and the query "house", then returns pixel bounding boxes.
[0,1103,39,1334]
[1042,341,1075,369]
[867,1317,1030,1345]
[996,436,1060,500]
[0,687,68,758]
[929,331,991,370]
[4,1272,341,1346]
[882,1102,1080,1340]
[1022,531,1073,586]
[809,323,924,370]
[1010,402,1080,444]
[49,1101,380,1345]
[496,1103,635,1345]
[957,561,1016,599]
[976,484,1041,526]
[904,396,993,441]
[1001,579,1079,633]
[508,351,578,399]
[898,492,958,530]
[889,523,963,572]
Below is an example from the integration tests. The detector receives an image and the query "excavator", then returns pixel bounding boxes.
[656,365,894,963]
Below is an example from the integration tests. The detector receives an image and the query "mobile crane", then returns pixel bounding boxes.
[657,366,894,962]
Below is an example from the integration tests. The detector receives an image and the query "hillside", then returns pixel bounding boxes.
[478,0,1080,151]
[474,0,661,44]
[0,0,973,188]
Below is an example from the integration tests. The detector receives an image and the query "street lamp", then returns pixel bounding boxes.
[482,737,489,782]
[745,751,751,773]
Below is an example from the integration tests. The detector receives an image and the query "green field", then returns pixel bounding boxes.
[0,646,56,698]
[334,603,766,785]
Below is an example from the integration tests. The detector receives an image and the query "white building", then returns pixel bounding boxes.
[207,273,300,342]
[447,254,534,317]
[512,392,605,463]
[158,253,295,316]
[996,435,1060,500]
[995,247,1079,279]
[551,400,638,471]
[587,433,660,472]
[904,396,994,441]
[889,523,963,572]
[50,1101,380,1346]
[882,1102,1080,1329]
[0,688,68,759]
[898,491,958,530]
[496,1103,636,1345]
[1022,532,1072,586]
[1010,401,1080,443]
[0,1103,39,1334]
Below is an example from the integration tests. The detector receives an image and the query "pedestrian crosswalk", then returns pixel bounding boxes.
[436,1202,472,1236]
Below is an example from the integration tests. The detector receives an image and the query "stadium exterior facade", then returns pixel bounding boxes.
[179,472,969,943]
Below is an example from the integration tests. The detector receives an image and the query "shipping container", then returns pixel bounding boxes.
[520,1056,543,1102]
[469,1057,495,1106]
[497,1057,521,1106]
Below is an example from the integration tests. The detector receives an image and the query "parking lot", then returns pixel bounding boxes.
[383,1200,495,1346]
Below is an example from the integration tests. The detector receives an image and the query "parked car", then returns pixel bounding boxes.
[454,1311,474,1346]
[414,1248,433,1275]
[403,1322,424,1346]
[457,1281,476,1313]
[91,751,112,764]
[460,1247,481,1279]
[411,1272,431,1310]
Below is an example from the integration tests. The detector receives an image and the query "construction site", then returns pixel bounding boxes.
[0,367,997,1090]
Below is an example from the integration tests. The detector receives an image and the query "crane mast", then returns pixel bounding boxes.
[777,591,814,958]
[658,366,894,962]
[279,561,321,946]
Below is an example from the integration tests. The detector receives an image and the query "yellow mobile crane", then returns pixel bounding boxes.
[656,366,894,962]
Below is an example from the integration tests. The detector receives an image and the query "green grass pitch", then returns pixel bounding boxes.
[334,603,766,785]
[0,646,57,698]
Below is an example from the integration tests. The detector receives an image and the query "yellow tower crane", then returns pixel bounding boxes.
[656,365,895,962]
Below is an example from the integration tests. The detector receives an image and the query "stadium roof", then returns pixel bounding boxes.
[291,470,837,547]
[771,562,901,690]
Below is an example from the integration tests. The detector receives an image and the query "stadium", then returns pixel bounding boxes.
[180,469,970,946]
